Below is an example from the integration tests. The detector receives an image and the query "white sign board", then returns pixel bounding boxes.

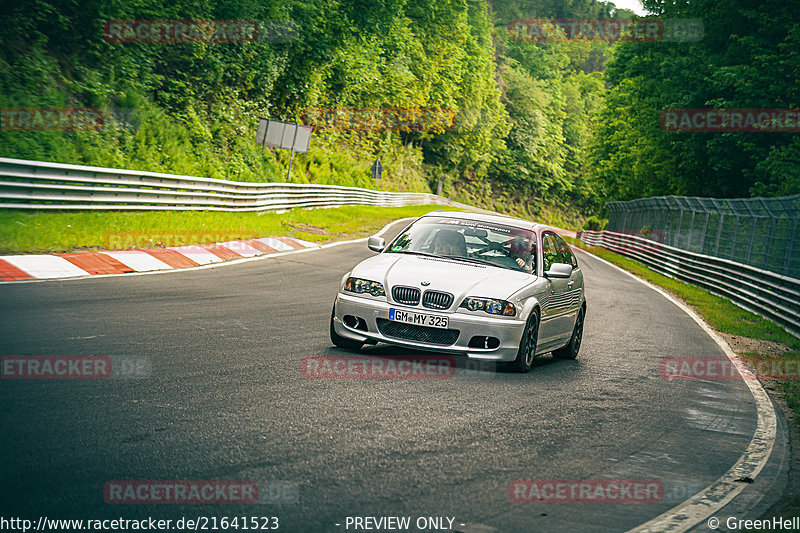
[293,125,312,153]
[256,119,268,146]
[280,123,297,151]
[256,119,312,153]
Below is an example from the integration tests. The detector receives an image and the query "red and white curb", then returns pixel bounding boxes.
[0,236,318,281]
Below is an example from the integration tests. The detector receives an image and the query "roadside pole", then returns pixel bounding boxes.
[371,158,383,190]
[287,126,299,182]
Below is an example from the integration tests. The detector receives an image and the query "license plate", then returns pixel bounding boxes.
[389,308,449,329]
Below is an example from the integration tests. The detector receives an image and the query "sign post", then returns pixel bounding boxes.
[287,126,299,182]
[371,158,383,190]
[256,119,313,182]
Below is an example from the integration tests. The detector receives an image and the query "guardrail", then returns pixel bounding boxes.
[606,194,800,279]
[0,157,455,211]
[579,230,800,338]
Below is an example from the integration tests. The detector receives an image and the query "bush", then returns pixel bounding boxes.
[583,215,605,231]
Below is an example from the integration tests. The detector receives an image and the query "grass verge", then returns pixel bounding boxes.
[0,205,456,254]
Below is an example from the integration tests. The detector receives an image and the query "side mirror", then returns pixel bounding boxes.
[367,236,385,253]
[545,262,573,278]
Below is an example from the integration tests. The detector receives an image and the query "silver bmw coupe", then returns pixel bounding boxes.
[330,211,585,372]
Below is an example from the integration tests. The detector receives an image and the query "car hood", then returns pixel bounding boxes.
[351,253,534,303]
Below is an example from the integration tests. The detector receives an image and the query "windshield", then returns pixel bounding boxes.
[386,217,537,273]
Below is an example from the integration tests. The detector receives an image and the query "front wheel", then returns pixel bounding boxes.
[330,303,364,351]
[506,308,540,373]
[553,307,584,360]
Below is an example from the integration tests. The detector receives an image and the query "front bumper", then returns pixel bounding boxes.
[332,292,527,362]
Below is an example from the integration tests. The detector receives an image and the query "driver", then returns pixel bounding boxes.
[509,231,534,269]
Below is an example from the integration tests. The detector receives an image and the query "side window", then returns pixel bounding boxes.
[542,233,559,272]
[554,234,577,269]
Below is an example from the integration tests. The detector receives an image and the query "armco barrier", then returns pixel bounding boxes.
[0,157,457,211]
[606,194,800,279]
[579,230,800,338]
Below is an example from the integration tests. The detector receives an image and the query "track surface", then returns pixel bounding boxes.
[0,221,761,532]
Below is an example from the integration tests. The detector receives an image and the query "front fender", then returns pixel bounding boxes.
[339,271,353,291]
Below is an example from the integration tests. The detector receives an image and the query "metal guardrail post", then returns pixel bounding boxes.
[698,210,710,253]
[711,198,724,257]
[665,197,676,247]
[759,198,776,270]
[738,199,757,264]
[786,218,797,277]
[686,209,696,250]
[675,208,685,248]
[745,217,757,264]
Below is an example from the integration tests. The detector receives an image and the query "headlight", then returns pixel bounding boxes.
[460,297,516,316]
[344,277,385,297]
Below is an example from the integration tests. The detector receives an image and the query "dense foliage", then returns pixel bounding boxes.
[0,0,795,225]
[590,0,800,200]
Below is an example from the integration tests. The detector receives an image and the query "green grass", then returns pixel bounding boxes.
[0,205,456,254]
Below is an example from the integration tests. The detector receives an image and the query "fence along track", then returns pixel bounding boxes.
[579,229,800,338]
[606,194,799,279]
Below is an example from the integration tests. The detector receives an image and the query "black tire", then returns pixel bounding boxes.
[330,303,364,351]
[506,308,540,373]
[553,307,584,360]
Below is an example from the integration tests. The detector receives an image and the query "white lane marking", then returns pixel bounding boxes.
[576,248,778,533]
[167,245,225,265]
[100,251,172,272]
[256,237,294,251]
[218,240,262,257]
[0,255,90,278]
[0,217,418,283]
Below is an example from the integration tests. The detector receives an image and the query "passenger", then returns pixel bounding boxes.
[432,230,467,257]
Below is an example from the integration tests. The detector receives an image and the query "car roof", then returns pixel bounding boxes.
[419,210,544,232]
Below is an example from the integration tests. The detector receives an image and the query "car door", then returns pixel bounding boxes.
[538,231,571,349]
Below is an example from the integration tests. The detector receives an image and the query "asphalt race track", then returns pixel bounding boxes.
[0,219,775,532]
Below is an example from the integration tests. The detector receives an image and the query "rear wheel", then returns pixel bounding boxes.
[330,303,364,351]
[506,308,540,373]
[553,307,584,360]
